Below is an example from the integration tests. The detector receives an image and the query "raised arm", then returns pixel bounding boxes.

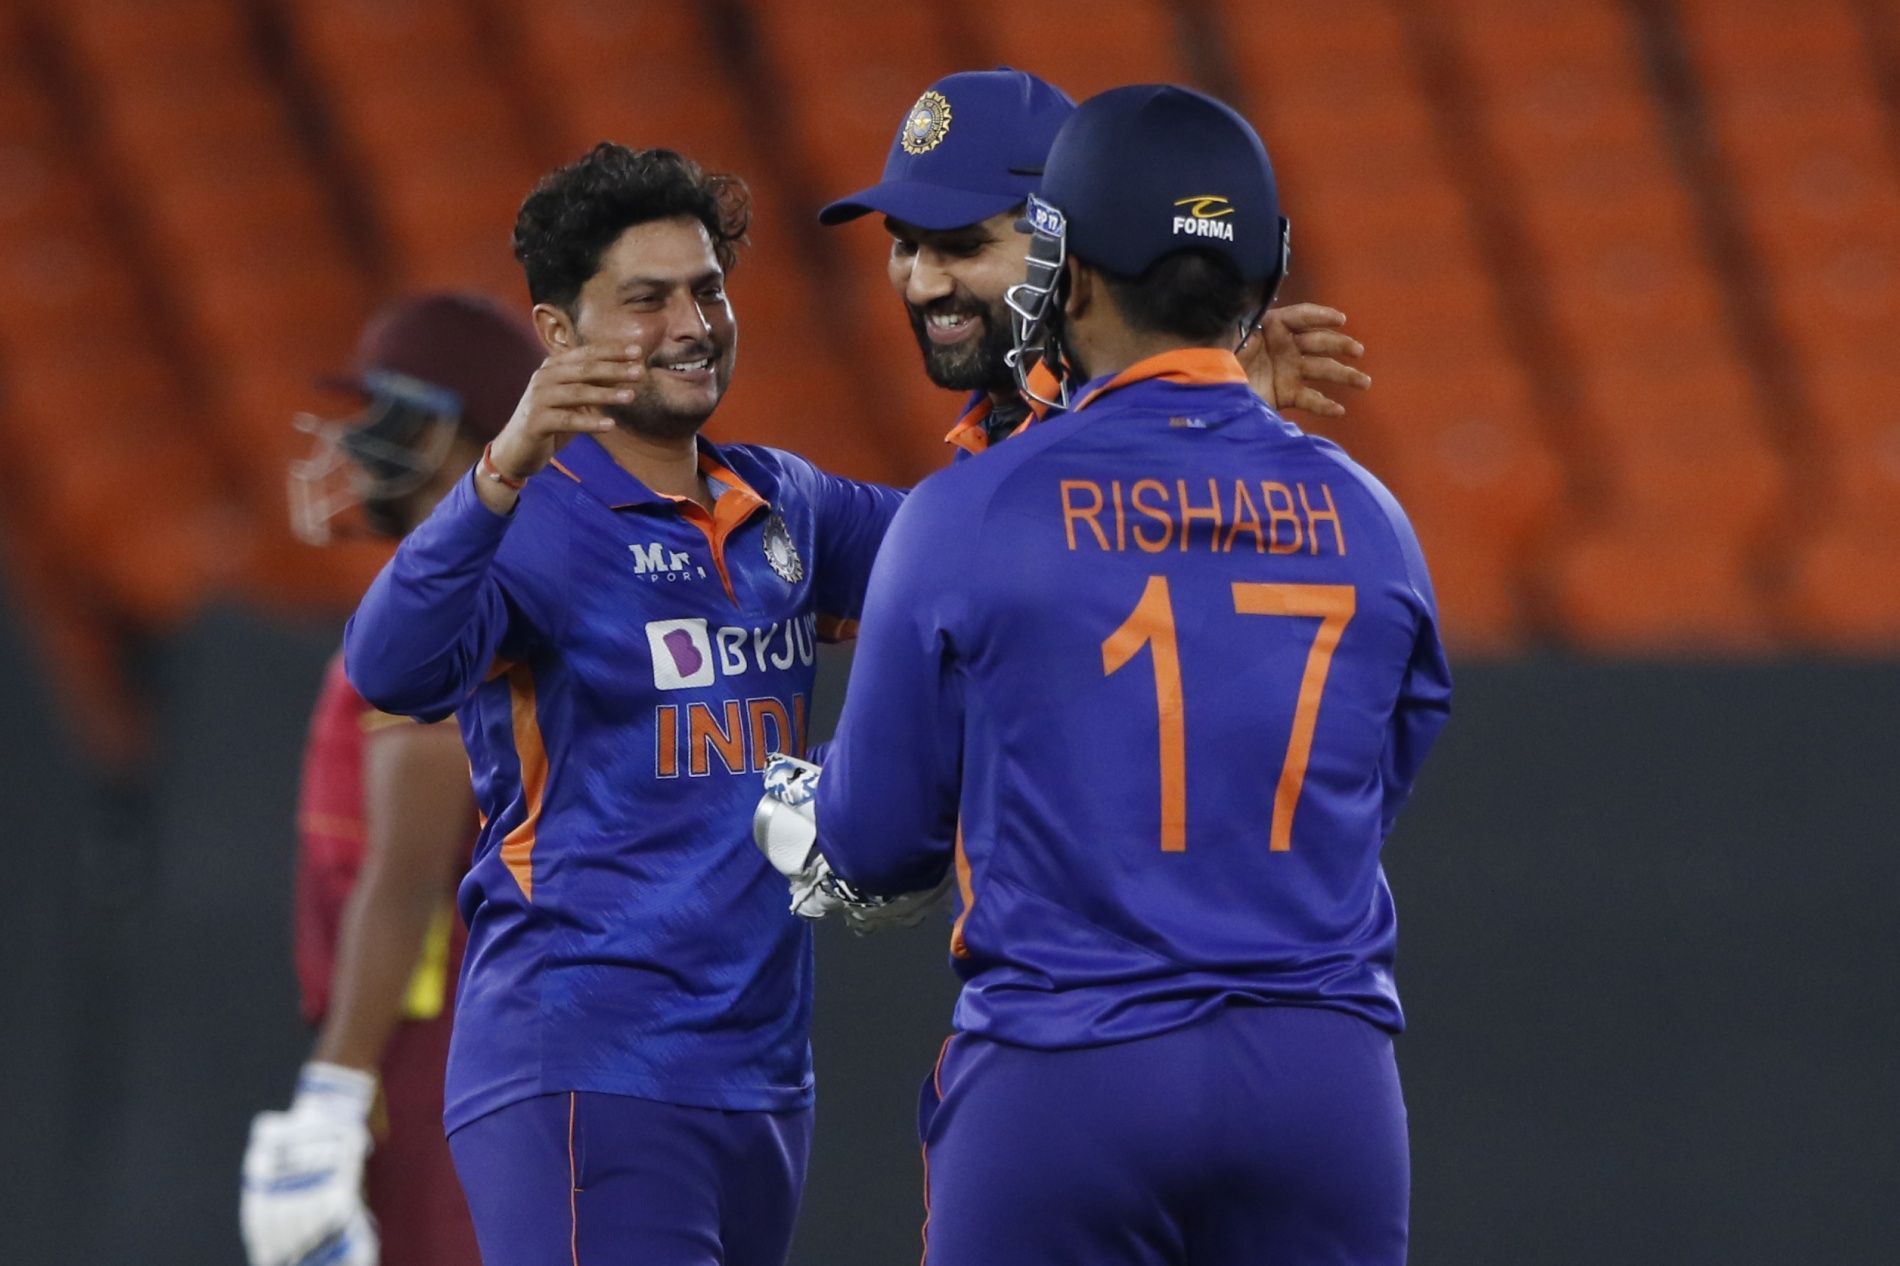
[345,344,640,717]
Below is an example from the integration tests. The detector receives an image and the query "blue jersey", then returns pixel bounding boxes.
[344,435,901,1131]
[816,349,1451,1050]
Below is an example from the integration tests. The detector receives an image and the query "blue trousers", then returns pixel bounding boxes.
[447,1091,811,1266]
[918,1005,1409,1266]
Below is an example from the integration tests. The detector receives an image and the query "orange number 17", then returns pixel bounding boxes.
[1102,578,1357,854]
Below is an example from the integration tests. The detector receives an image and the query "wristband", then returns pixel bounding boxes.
[293,1061,378,1125]
[480,442,527,491]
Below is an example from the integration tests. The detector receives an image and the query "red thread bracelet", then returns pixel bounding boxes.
[480,443,526,491]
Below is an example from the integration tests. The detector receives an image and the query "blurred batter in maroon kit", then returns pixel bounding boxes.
[241,294,544,1266]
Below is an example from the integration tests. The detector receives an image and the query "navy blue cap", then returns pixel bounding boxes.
[819,68,1075,229]
[1039,84,1285,283]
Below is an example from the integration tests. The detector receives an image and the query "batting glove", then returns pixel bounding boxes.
[240,1062,379,1266]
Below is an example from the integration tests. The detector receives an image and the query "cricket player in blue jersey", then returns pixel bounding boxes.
[819,68,1372,460]
[768,86,1452,1264]
[343,145,906,1265]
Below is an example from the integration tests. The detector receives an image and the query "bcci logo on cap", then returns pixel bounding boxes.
[1171,195,1236,242]
[901,90,953,155]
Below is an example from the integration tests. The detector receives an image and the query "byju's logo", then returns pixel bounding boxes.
[643,614,819,691]
[645,618,715,689]
[630,542,706,581]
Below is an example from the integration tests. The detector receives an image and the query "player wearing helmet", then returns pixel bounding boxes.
[243,294,544,1266]
[819,68,1370,460]
[774,85,1450,1265]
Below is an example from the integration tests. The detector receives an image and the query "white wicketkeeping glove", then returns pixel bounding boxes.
[241,1062,380,1266]
[756,753,844,920]
[755,753,957,933]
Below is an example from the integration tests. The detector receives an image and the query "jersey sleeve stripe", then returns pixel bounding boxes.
[501,665,548,902]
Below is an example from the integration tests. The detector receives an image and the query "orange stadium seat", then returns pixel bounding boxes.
[1675,0,1900,357]
[747,0,962,194]
[1801,363,1900,523]
[956,0,1189,100]
[50,5,369,383]
[1675,0,1872,92]
[1220,0,1414,115]
[1371,365,1566,653]
[1573,347,1787,534]
[0,7,259,628]
[1780,520,1900,651]
[32,0,386,615]
[516,0,754,168]
[739,0,981,480]
[52,0,256,76]
[1452,1,1654,153]
[0,169,139,343]
[1671,0,1900,649]
[282,0,471,89]
[1442,0,1788,502]
[1551,517,1776,651]
[2,349,230,627]
[1218,0,1565,648]
[492,0,896,476]
[284,0,542,295]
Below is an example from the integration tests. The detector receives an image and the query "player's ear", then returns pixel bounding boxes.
[532,303,576,354]
[1063,257,1094,321]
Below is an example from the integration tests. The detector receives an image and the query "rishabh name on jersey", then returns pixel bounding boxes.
[815,348,1452,1054]
[343,434,901,1133]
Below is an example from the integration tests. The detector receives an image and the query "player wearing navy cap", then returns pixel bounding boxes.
[820,67,1371,456]
[343,146,906,1266]
[775,86,1451,1265]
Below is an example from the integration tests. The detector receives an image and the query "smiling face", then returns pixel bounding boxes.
[554,216,738,439]
[885,208,1030,394]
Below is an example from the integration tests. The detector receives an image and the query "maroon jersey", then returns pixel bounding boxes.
[293,651,470,1022]
[294,653,373,1024]
[290,652,481,1265]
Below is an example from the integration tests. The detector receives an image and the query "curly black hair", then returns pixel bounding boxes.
[512,143,751,309]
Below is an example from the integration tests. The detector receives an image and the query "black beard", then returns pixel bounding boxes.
[602,342,730,440]
[906,298,1018,394]
[604,397,711,441]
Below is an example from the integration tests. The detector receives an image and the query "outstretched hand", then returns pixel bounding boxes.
[1240,304,1371,419]
[477,344,645,511]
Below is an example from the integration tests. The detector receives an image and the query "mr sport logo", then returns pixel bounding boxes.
[1172,195,1236,241]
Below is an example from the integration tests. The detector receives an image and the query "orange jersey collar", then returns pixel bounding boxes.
[548,436,769,605]
[943,361,1063,456]
[1069,348,1249,414]
[549,435,772,513]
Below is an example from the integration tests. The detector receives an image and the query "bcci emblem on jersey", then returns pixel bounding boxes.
[762,513,804,583]
[901,90,953,155]
[1172,194,1236,241]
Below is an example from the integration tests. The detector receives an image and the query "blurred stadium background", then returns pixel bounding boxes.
[0,0,1895,1263]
